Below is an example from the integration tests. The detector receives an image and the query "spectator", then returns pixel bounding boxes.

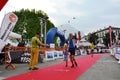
[17,39,25,47]
[29,32,49,70]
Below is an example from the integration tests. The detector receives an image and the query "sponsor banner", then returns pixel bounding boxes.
[10,51,30,63]
[9,51,43,63]
[58,51,63,58]
[45,51,54,61]
[50,43,55,48]
[45,50,63,61]
[54,51,59,59]
[0,12,18,52]
[0,12,18,41]
[115,46,120,60]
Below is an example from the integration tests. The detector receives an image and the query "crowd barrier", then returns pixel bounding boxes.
[2,46,64,69]
[110,47,120,63]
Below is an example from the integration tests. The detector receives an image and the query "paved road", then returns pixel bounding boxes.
[0,54,120,80]
[77,54,120,80]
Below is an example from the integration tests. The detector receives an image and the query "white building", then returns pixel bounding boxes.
[83,26,120,44]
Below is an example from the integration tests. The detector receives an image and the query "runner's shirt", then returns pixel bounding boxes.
[69,39,75,49]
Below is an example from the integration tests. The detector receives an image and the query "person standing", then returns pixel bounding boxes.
[68,33,78,68]
[63,41,69,67]
[29,33,49,70]
[17,39,25,47]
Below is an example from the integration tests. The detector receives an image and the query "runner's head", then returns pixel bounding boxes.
[69,33,73,39]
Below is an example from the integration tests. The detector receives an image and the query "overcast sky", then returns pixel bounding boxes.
[0,0,120,35]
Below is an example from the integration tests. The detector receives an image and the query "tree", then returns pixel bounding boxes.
[13,9,55,43]
[103,35,109,47]
[88,33,98,45]
[118,33,120,40]
[102,31,116,47]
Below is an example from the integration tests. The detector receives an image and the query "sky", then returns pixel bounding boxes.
[0,0,120,35]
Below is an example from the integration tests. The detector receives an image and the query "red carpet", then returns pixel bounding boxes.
[4,54,102,80]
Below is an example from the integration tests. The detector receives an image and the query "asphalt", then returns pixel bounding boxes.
[77,54,120,80]
[0,53,120,80]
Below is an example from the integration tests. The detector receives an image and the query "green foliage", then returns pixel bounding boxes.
[118,33,120,40]
[102,32,116,47]
[13,9,55,42]
[88,33,98,45]
[54,36,58,47]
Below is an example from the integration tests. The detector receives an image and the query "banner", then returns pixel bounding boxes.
[0,12,18,52]
[45,50,63,61]
[115,46,120,59]
[9,51,43,63]
[45,51,54,61]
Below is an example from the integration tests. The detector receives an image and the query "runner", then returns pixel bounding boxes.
[90,43,95,57]
[63,40,69,67]
[68,33,78,68]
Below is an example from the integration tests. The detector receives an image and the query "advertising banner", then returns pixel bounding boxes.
[58,51,63,58]
[115,46,120,59]
[10,51,30,63]
[53,51,59,59]
[45,50,63,61]
[0,12,18,52]
[45,51,54,61]
[9,51,43,63]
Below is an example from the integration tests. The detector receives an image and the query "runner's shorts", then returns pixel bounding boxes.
[69,48,75,55]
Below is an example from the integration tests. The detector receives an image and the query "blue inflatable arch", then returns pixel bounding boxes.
[46,28,65,46]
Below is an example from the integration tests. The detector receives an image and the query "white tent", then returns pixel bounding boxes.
[96,43,105,47]
[76,38,91,47]
[9,32,21,39]
[79,42,91,46]
[6,32,21,46]
[80,38,86,42]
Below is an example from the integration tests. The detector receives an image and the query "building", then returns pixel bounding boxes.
[83,26,120,44]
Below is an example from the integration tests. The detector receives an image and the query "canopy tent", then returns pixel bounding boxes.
[76,38,91,47]
[80,38,86,42]
[9,32,21,39]
[96,43,105,47]
[79,42,91,46]
[6,32,21,46]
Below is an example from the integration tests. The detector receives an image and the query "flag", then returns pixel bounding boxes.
[0,12,18,52]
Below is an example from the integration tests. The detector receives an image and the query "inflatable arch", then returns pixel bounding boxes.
[46,28,65,46]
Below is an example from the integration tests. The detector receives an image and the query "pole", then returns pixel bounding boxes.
[39,16,48,43]
[109,26,112,47]
[40,18,43,42]
[43,16,49,44]
[63,29,66,38]
[44,20,46,44]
